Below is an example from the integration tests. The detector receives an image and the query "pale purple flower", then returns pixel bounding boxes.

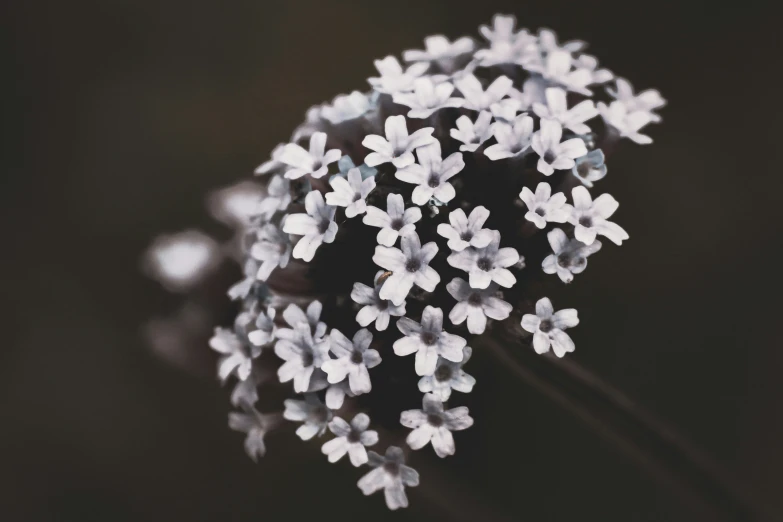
[368,56,429,94]
[597,100,655,144]
[283,191,337,262]
[475,14,537,66]
[249,221,291,281]
[351,271,407,331]
[403,35,476,71]
[393,306,466,376]
[575,54,614,85]
[572,149,607,188]
[418,346,476,400]
[210,327,260,382]
[519,182,569,229]
[321,328,381,395]
[362,115,436,169]
[484,113,534,160]
[325,167,376,218]
[228,402,279,462]
[357,446,419,510]
[283,394,333,440]
[280,132,341,180]
[321,91,372,124]
[446,278,512,334]
[321,413,379,466]
[395,141,464,205]
[542,228,602,283]
[607,78,666,122]
[565,186,629,245]
[447,230,520,289]
[531,119,588,175]
[527,49,593,96]
[454,74,513,111]
[230,368,265,407]
[274,322,330,393]
[450,111,494,152]
[521,297,579,357]
[392,77,464,119]
[373,233,439,306]
[276,301,327,341]
[401,393,473,458]
[363,193,421,247]
[436,206,493,252]
[533,87,598,135]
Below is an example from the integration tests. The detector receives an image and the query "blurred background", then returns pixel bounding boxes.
[1,1,781,520]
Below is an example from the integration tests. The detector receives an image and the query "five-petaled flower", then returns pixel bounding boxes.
[392,77,465,119]
[447,230,520,289]
[283,394,333,440]
[280,132,342,180]
[533,87,598,135]
[394,306,466,376]
[484,113,535,160]
[565,186,629,245]
[374,232,440,306]
[519,182,569,229]
[283,191,338,262]
[321,413,379,466]
[607,78,666,122]
[436,206,494,252]
[321,328,381,395]
[229,402,279,462]
[396,141,464,205]
[450,111,494,152]
[357,446,419,510]
[363,193,422,247]
[454,74,513,111]
[325,167,376,218]
[418,346,476,400]
[521,297,579,357]
[210,327,259,382]
[542,228,602,283]
[249,221,292,281]
[274,322,330,393]
[403,35,476,72]
[362,115,436,169]
[597,100,655,144]
[446,278,512,334]
[400,393,474,457]
[531,119,588,175]
[368,56,429,95]
[351,271,407,331]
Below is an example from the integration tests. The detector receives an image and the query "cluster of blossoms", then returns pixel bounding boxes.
[144,14,663,510]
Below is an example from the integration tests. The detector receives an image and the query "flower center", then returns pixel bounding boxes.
[543,150,557,163]
[427,414,445,427]
[352,193,362,202]
[317,219,330,234]
[313,405,330,423]
[383,461,400,475]
[535,207,546,216]
[376,299,389,311]
[539,319,554,333]
[467,292,483,306]
[301,352,314,367]
[460,231,473,241]
[420,331,438,346]
[577,162,591,176]
[434,364,453,382]
[405,259,421,272]
[391,218,404,231]
[477,257,493,271]
[557,253,572,268]
[347,430,361,443]
[350,351,364,365]
[578,216,593,228]
[427,175,440,188]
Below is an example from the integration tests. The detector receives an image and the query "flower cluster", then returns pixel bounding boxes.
[144,13,663,511]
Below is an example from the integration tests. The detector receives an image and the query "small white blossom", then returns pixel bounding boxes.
[394,306,466,376]
[357,446,419,510]
[575,54,614,84]
[418,346,475,400]
[249,221,292,281]
[283,191,337,262]
[528,49,593,95]
[403,35,476,71]
[450,111,494,152]
[454,74,513,111]
[447,230,520,289]
[228,402,279,462]
[607,78,666,122]
[531,119,588,175]
[484,113,534,160]
[565,186,629,245]
[533,87,598,135]
[143,230,220,292]
[537,28,587,54]
[521,297,579,357]
[351,271,407,331]
[325,167,376,218]
[247,307,276,347]
[395,141,464,205]
[519,182,569,229]
[280,132,341,180]
[254,143,285,175]
[392,77,464,119]
[274,322,330,393]
[210,327,259,382]
[362,115,436,169]
[321,91,372,124]
[283,394,333,440]
[373,232,440,306]
[572,149,607,188]
[255,175,292,220]
[436,206,493,251]
[321,413,379,466]
[475,14,537,66]
[230,368,266,407]
[542,228,602,283]
[277,301,327,341]
[400,393,473,458]
[368,56,429,94]
[207,181,264,228]
[446,278,512,334]
[597,100,655,144]
[321,328,381,394]
[363,193,421,247]
[489,97,523,123]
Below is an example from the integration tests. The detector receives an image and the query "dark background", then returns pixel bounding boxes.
[2,1,781,521]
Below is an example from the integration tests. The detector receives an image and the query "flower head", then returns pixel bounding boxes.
[321,328,381,394]
[572,149,607,188]
[280,132,341,180]
[395,141,464,205]
[521,297,579,357]
[531,119,588,175]
[363,193,422,247]
[362,115,436,169]
[373,232,440,306]
[392,77,465,119]
[325,167,376,218]
[542,228,602,283]
[321,413,379,466]
[418,346,476,400]
[351,271,407,331]
[283,191,337,261]
[394,306,466,376]
[450,111,494,152]
[519,182,569,228]
[446,278,512,334]
[447,230,520,289]
[357,446,419,510]
[436,206,494,251]
[565,186,629,245]
[400,393,473,457]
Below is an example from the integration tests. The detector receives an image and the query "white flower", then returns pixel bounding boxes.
[597,100,655,144]
[392,77,464,119]
[528,49,593,96]
[276,301,327,341]
[143,230,220,292]
[572,149,607,188]
[531,119,588,175]
[454,74,513,111]
[532,87,598,135]
[607,78,666,122]
[321,91,372,124]
[207,181,264,228]
[210,328,259,382]
[395,141,464,205]
[368,56,429,94]
[254,143,285,175]
[274,322,330,393]
[230,368,265,407]
[325,167,376,218]
[400,393,473,458]
[537,28,586,54]
[488,97,523,123]
[484,113,534,160]
[521,297,579,357]
[255,175,292,220]
[575,54,614,85]
[393,306,466,376]
[321,328,381,394]
[247,307,276,347]
[519,182,569,229]
[565,186,629,246]
[447,230,520,289]
[446,278,512,334]
[450,111,494,152]
[321,413,379,466]
[283,191,337,262]
[351,271,407,331]
[283,394,333,440]
[373,232,440,306]
[542,228,602,283]
[436,206,493,251]
[363,193,422,247]
[280,132,341,180]
[228,402,279,462]
[403,35,475,70]
[362,115,436,169]
[418,346,475,400]
[475,14,537,66]
[249,221,292,281]
[357,446,419,510]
